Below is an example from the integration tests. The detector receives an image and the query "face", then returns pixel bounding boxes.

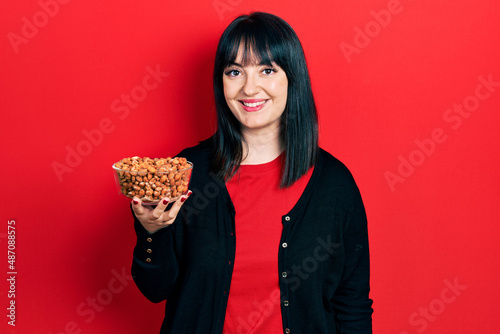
[222,48,288,135]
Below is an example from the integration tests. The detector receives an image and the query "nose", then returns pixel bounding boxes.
[242,73,260,96]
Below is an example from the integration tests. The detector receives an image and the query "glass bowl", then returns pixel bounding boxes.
[112,157,193,205]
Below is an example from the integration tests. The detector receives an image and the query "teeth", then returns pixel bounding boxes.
[242,100,266,107]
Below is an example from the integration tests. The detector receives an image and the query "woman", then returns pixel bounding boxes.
[131,12,373,333]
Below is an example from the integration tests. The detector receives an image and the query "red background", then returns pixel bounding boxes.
[1,0,499,333]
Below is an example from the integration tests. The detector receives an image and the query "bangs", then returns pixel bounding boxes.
[220,23,280,68]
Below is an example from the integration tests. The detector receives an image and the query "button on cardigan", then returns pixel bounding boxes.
[131,143,373,333]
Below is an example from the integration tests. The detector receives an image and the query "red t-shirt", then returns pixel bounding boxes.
[223,155,313,333]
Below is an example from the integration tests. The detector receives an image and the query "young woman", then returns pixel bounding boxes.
[130,12,373,333]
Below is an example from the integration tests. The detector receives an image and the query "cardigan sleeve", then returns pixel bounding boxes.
[131,205,184,303]
[130,144,209,304]
[331,175,373,332]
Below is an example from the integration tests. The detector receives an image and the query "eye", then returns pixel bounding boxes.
[262,68,276,75]
[224,69,241,77]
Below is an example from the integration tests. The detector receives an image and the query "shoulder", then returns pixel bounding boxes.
[315,148,363,206]
[317,148,357,185]
[175,140,220,187]
[176,141,211,171]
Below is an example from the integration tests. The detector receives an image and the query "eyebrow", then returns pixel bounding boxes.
[226,60,274,67]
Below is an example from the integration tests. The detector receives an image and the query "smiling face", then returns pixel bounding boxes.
[222,47,288,136]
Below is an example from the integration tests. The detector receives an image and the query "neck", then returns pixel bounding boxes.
[240,126,283,165]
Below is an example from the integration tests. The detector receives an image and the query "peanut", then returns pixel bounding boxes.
[114,156,192,203]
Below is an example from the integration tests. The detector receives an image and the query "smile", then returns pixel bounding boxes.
[241,100,267,107]
[239,99,268,112]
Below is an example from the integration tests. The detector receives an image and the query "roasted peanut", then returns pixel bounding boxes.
[114,156,192,202]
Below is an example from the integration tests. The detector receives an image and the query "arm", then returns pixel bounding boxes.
[131,193,191,303]
[331,185,373,333]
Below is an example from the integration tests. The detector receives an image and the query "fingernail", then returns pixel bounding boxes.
[187,190,192,196]
[180,196,187,203]
[133,199,139,205]
[162,199,169,205]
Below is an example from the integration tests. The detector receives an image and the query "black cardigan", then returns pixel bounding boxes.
[131,143,373,333]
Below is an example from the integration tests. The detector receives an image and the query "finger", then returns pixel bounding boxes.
[131,197,144,215]
[163,190,192,221]
[151,197,171,220]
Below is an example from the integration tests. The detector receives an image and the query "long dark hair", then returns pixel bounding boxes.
[207,12,319,188]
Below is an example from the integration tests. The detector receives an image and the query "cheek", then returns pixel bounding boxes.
[223,86,240,106]
[222,81,229,99]
[281,86,288,102]
[222,78,233,97]
[269,78,288,101]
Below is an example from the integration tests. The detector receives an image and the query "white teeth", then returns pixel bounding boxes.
[242,100,266,107]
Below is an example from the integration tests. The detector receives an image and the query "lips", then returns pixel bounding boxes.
[239,99,268,112]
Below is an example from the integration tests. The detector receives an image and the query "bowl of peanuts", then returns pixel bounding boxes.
[112,156,193,204]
